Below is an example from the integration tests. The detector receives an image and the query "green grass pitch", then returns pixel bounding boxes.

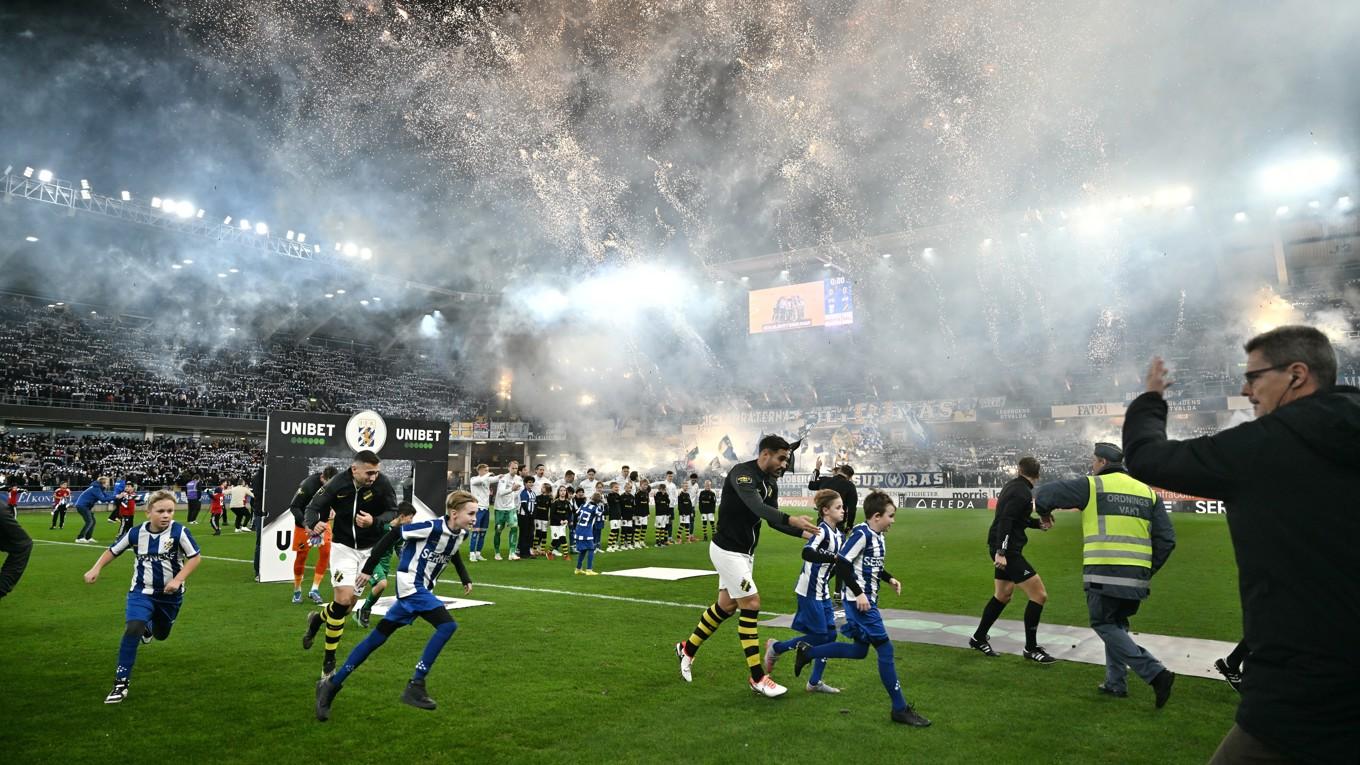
[3,508,1242,763]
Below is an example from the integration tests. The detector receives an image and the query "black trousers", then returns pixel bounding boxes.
[516,514,534,557]
[0,509,33,599]
[186,499,202,523]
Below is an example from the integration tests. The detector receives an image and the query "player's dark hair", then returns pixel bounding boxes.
[587,468,596,474]
[1017,457,1041,479]
[322,466,339,480]
[353,450,380,466]
[524,476,535,485]
[863,490,895,518]
[1244,324,1338,389]
[535,463,545,469]
[565,469,576,477]
[397,500,417,518]
[758,434,792,454]
[837,464,855,478]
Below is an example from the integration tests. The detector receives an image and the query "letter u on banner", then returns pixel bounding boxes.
[275,529,292,552]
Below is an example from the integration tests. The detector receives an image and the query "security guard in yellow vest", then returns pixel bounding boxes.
[1035,442,1177,706]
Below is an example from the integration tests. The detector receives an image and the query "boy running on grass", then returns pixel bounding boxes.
[355,503,418,628]
[316,493,476,721]
[83,490,201,704]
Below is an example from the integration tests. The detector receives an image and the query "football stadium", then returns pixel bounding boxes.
[0,2,1356,763]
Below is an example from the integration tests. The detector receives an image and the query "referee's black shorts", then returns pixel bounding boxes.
[990,548,1038,584]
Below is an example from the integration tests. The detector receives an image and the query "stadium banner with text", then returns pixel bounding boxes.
[258,410,450,583]
[895,494,994,510]
[12,489,189,509]
[747,276,853,334]
[1152,487,1228,514]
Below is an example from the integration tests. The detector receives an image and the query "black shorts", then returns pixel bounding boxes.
[991,549,1038,584]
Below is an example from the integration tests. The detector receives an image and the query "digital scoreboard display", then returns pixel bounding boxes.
[747,276,853,334]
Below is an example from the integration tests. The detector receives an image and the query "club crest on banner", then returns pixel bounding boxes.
[346,409,388,453]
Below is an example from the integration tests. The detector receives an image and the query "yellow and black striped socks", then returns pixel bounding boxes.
[323,602,347,660]
[683,602,733,657]
[738,609,763,680]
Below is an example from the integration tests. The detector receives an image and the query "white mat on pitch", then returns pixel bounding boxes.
[601,567,716,581]
[369,595,494,616]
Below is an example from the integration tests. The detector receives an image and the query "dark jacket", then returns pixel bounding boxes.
[808,471,858,529]
[302,472,400,550]
[1123,387,1360,764]
[714,459,802,555]
[288,472,326,528]
[988,475,1041,554]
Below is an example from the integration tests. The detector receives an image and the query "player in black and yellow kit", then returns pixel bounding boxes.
[675,435,816,697]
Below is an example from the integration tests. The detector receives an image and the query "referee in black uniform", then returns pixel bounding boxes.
[968,456,1056,664]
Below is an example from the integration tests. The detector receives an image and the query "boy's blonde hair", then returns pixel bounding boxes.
[145,490,177,511]
[446,490,477,512]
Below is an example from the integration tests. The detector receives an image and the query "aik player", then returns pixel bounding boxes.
[301,450,400,678]
[675,435,816,697]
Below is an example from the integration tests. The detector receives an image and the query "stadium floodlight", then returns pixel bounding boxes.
[182,258,193,264]
[371,297,381,302]
[120,190,131,201]
[254,222,268,235]
[1234,211,1248,223]
[223,216,232,225]
[80,189,91,200]
[1340,196,1354,210]
[740,275,749,282]
[343,242,358,257]
[881,252,892,259]
[196,208,205,219]
[239,219,251,230]
[80,179,90,190]
[216,272,227,278]
[359,299,369,306]
[1261,156,1341,196]
[296,233,306,243]
[228,267,239,273]
[715,280,724,285]
[151,197,163,209]
[778,269,789,277]
[22,167,34,178]
[313,245,321,253]
[324,293,334,299]
[922,247,935,260]
[176,201,195,219]
[579,393,596,406]
[359,247,372,260]
[171,264,182,270]
[24,236,38,242]
[285,230,294,240]
[981,238,993,247]
[336,289,346,294]
[1276,206,1290,217]
[37,169,52,182]
[334,243,343,252]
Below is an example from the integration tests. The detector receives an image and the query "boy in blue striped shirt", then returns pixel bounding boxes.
[83,490,201,704]
[762,488,845,693]
[793,492,931,727]
[316,493,477,721]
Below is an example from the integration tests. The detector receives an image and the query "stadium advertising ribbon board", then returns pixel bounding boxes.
[257,410,450,583]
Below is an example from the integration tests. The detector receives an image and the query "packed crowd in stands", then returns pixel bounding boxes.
[0,295,486,421]
[0,434,261,489]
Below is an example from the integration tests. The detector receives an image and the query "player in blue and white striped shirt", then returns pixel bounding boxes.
[763,489,847,693]
[792,492,932,727]
[315,493,477,721]
[83,490,201,704]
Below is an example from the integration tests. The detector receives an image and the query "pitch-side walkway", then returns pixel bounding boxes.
[762,608,1236,682]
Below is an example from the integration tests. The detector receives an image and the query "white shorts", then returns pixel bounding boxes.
[701,513,715,521]
[610,519,621,529]
[621,518,633,528]
[330,543,369,591]
[656,516,670,528]
[679,515,693,525]
[709,542,757,598]
[534,519,549,532]
[550,524,566,538]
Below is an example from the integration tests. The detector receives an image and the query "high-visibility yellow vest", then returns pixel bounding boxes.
[1081,471,1158,590]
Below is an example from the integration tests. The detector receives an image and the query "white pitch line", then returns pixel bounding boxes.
[30,538,782,615]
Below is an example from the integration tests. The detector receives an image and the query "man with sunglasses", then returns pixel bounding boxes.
[1123,325,1359,765]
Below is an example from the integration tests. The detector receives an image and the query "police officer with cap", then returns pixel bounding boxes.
[1034,441,1177,706]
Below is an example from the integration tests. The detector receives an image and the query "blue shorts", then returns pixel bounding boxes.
[790,594,837,636]
[125,591,183,629]
[382,589,449,627]
[575,536,597,553]
[473,508,489,529]
[840,602,889,645]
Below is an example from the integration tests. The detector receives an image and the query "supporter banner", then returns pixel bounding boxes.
[698,396,1003,428]
[258,410,449,584]
[13,489,188,509]
[980,406,1037,421]
[1050,402,1125,418]
[778,471,953,492]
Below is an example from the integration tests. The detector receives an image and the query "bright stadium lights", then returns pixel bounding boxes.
[371,297,381,302]
[313,245,321,253]
[182,258,193,264]
[1260,156,1341,196]
[80,189,91,200]
[121,191,131,201]
[223,216,232,225]
[1234,211,1249,223]
[239,219,251,230]
[254,222,268,235]
[151,197,163,209]
[343,242,358,257]
[1340,196,1354,211]
[196,209,205,219]
[80,179,90,190]
[715,280,724,285]
[579,393,596,406]
[359,299,369,306]
[359,247,372,260]
[37,169,52,182]
[296,233,306,243]
[922,247,936,260]
[778,269,789,277]
[24,236,38,242]
[740,276,749,282]
[171,264,181,269]
[324,293,334,299]
[336,289,346,294]
[334,243,343,252]
[228,267,239,273]
[1276,206,1290,218]
[175,201,195,219]
[22,167,33,178]
[216,272,227,278]
[285,230,295,240]
[981,238,993,247]
[881,252,892,259]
